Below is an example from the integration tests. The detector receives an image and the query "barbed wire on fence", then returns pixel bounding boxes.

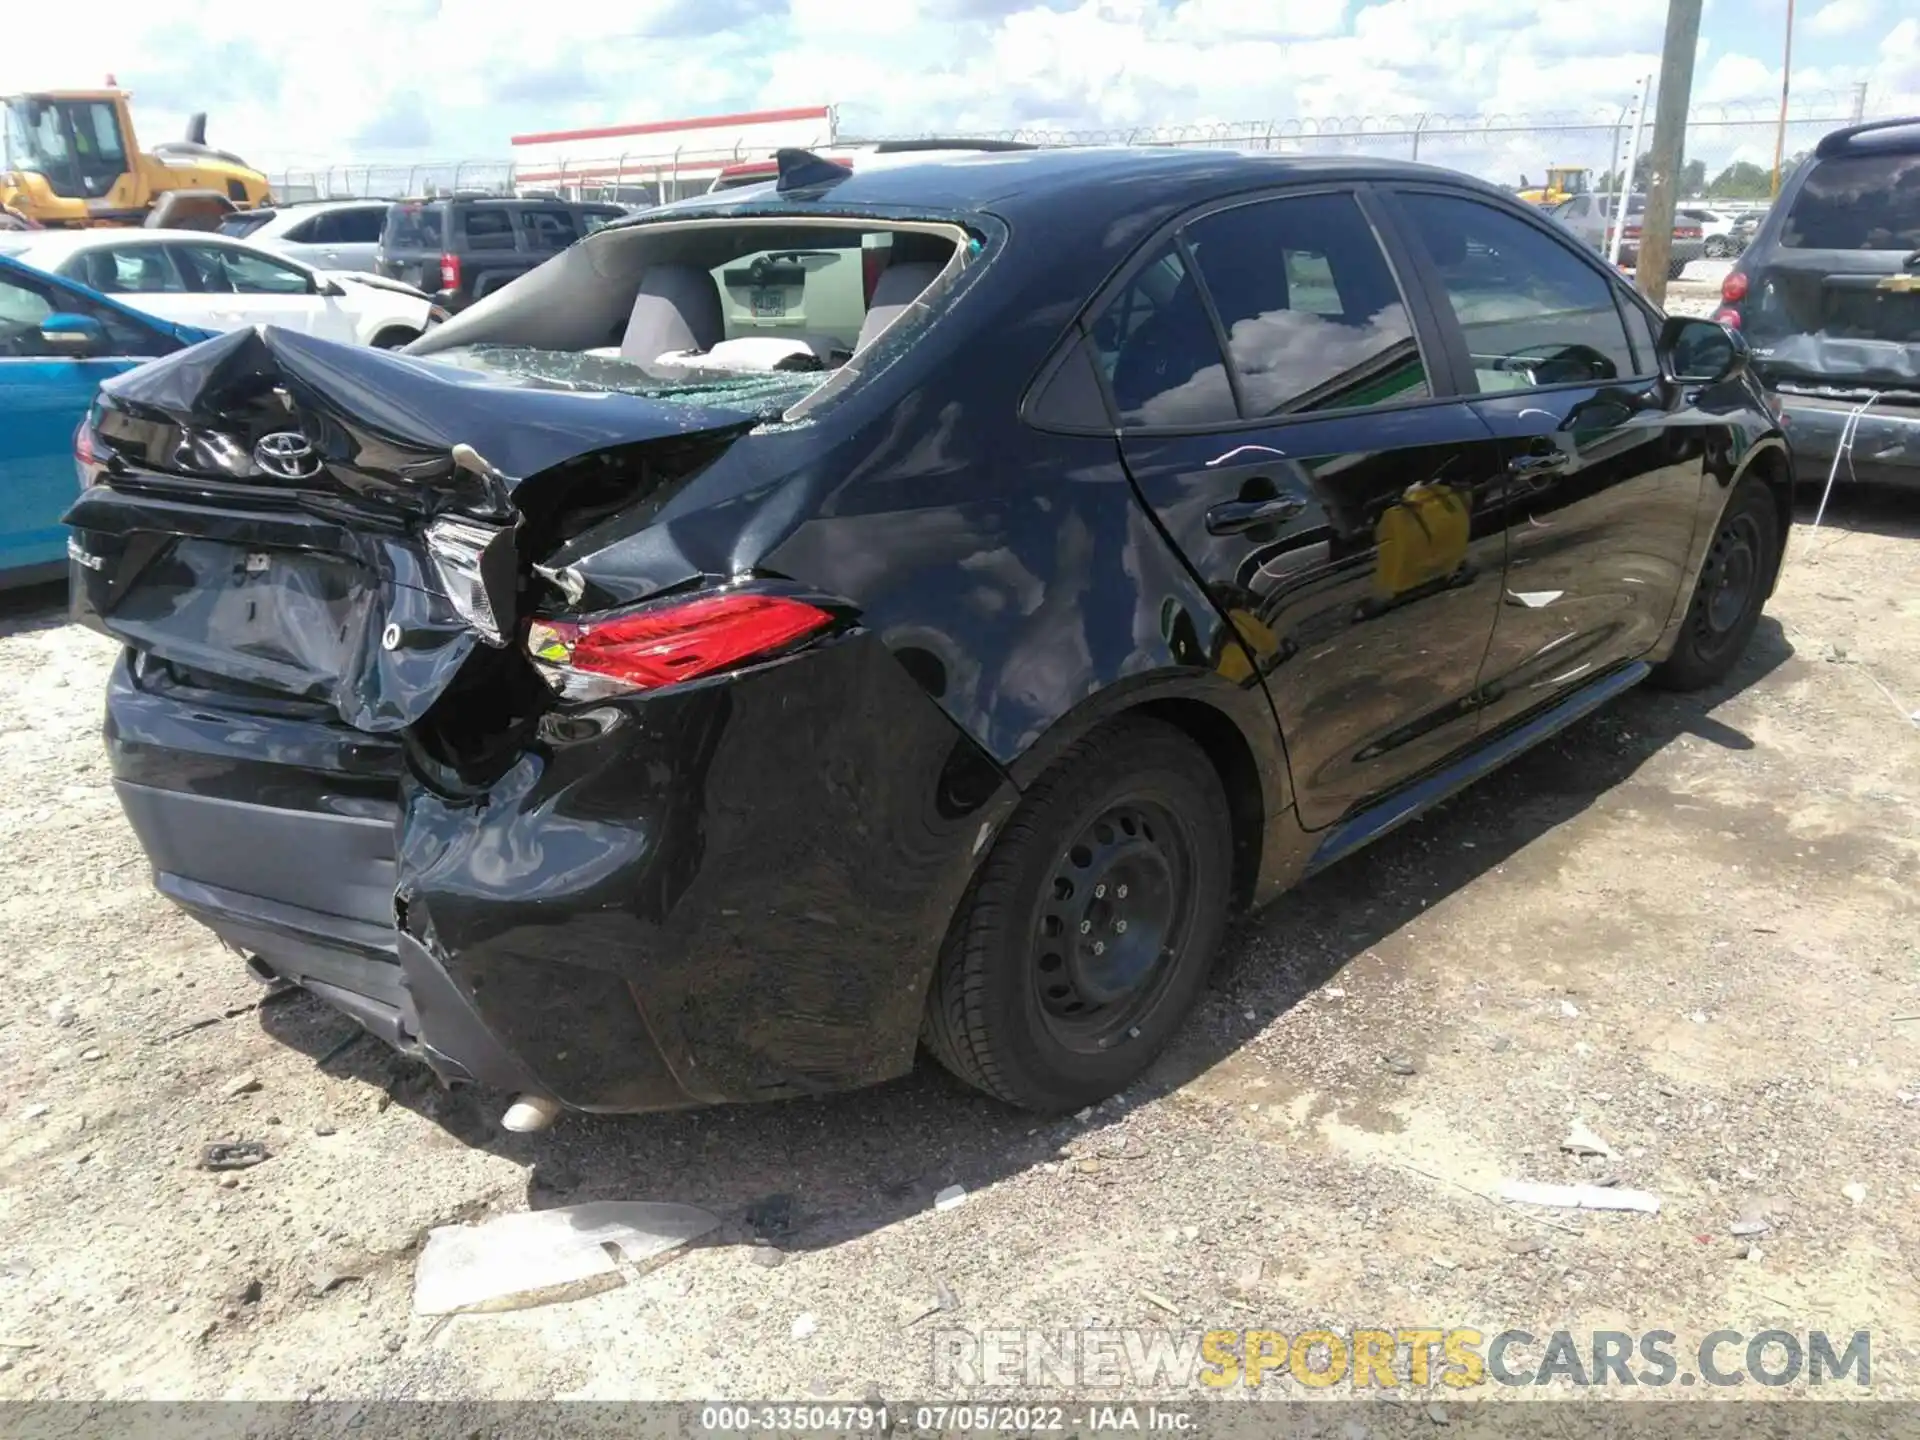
[266,90,1879,201]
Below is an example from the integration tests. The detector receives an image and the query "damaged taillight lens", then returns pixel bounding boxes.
[73,419,100,488]
[424,517,515,647]
[527,592,834,700]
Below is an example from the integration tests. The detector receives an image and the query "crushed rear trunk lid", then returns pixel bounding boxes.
[67,326,762,731]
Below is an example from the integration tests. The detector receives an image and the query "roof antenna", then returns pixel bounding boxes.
[775,148,853,193]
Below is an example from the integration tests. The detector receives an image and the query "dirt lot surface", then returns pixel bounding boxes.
[1,490,1916,1406]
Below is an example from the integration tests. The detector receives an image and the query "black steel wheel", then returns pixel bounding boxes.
[1652,477,1781,691]
[923,717,1232,1112]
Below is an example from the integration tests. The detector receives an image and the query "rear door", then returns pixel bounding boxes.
[1744,148,1920,391]
[317,206,387,274]
[1383,186,1706,728]
[1102,187,1511,829]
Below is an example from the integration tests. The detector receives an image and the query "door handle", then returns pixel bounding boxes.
[1206,492,1309,535]
[1506,451,1572,480]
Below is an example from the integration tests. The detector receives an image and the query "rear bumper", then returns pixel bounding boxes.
[1774,391,1920,488]
[105,638,1015,1114]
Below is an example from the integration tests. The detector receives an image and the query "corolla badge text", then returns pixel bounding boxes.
[252,431,322,481]
[66,537,105,571]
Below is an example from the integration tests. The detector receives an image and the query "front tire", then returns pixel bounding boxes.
[1704,236,1733,258]
[922,718,1232,1113]
[371,327,419,349]
[1651,477,1781,691]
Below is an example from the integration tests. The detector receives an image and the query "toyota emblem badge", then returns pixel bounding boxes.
[252,431,322,481]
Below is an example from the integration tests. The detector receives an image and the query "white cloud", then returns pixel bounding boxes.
[1807,0,1878,39]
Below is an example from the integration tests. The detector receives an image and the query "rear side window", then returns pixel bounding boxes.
[282,215,323,243]
[1395,191,1636,391]
[580,208,622,234]
[218,212,273,239]
[1782,153,1920,250]
[319,207,386,244]
[461,208,516,251]
[521,208,578,251]
[1186,193,1429,416]
[383,204,443,250]
[1091,245,1236,427]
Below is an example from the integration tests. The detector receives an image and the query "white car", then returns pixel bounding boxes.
[217,200,391,274]
[0,228,440,348]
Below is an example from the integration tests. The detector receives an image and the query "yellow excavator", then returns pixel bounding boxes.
[1,88,273,230]
[1515,165,1592,208]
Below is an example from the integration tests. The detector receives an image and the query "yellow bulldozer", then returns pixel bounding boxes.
[1,88,273,230]
[1515,165,1592,208]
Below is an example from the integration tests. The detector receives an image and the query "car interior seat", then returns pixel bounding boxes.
[619,266,725,365]
[855,231,954,351]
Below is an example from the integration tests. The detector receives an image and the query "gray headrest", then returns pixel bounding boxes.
[855,261,944,351]
[621,265,725,365]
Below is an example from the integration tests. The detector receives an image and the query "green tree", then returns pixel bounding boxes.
[1707,160,1773,198]
[1599,152,1707,196]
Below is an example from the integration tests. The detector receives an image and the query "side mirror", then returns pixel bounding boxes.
[40,312,106,356]
[1659,315,1748,385]
[319,278,347,297]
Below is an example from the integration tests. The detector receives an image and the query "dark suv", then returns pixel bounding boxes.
[1714,116,1920,489]
[377,196,626,312]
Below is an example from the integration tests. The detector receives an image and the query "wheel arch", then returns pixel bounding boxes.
[1736,438,1794,595]
[1003,672,1288,915]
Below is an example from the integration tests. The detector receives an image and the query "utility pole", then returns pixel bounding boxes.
[1636,0,1704,306]
[1771,0,1797,196]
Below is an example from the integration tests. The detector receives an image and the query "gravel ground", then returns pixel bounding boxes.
[1,488,1916,1405]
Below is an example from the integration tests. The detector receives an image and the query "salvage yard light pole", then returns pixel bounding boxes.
[1771,0,1797,197]
[1636,0,1703,306]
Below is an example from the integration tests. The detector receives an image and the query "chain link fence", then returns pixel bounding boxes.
[268,91,1880,205]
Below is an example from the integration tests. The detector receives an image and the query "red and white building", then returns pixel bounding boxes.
[510,104,838,203]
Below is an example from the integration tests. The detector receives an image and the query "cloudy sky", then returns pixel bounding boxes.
[3,0,1914,173]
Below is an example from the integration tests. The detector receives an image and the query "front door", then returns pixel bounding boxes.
[1099,189,1510,829]
[0,266,169,576]
[1383,188,1707,732]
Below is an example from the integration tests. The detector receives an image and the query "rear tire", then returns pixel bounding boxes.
[922,718,1233,1113]
[1704,236,1732,258]
[1651,477,1781,692]
[1667,257,1689,280]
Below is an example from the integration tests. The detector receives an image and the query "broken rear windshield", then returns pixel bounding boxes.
[1782,153,1920,250]
[428,345,820,417]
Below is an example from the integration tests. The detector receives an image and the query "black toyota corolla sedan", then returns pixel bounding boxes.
[68,147,1790,1123]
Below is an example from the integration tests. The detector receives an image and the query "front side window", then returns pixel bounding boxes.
[1090,244,1236,427]
[172,244,312,294]
[1395,191,1637,391]
[1186,193,1429,417]
[0,270,169,357]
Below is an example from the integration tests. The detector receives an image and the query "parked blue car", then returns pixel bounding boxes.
[0,253,212,587]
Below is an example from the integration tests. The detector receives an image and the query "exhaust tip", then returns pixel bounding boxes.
[243,953,280,984]
[500,1095,562,1133]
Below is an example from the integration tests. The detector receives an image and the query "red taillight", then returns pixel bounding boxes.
[1721,270,1749,303]
[439,252,461,291]
[73,420,96,468]
[1678,226,1701,239]
[1712,307,1742,329]
[527,592,835,696]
